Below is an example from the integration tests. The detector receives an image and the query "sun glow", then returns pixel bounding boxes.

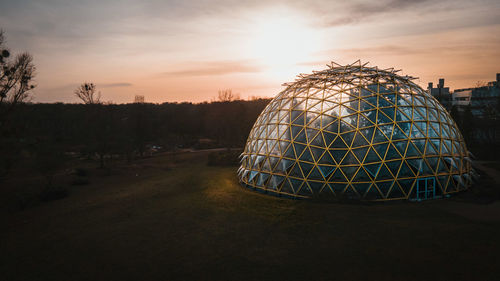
[244,10,323,71]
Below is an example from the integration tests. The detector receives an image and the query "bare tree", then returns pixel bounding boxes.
[0,30,36,179]
[0,31,36,112]
[475,81,488,88]
[217,89,240,102]
[134,95,145,103]
[74,82,101,104]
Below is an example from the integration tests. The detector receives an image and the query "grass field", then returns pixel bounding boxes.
[2,151,500,281]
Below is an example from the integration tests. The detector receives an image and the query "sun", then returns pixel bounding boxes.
[244,10,322,69]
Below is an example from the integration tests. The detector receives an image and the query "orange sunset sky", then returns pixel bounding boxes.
[0,0,499,103]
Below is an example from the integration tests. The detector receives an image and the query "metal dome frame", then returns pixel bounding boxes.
[238,61,475,201]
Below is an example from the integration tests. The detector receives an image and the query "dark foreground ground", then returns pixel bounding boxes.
[1,152,500,281]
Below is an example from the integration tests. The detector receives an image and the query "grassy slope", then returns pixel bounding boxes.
[1,152,500,281]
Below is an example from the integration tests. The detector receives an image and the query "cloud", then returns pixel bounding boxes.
[160,60,262,76]
[317,0,435,27]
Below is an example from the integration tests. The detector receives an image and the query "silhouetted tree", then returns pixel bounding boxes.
[217,89,240,102]
[134,95,145,103]
[0,30,36,179]
[74,82,101,104]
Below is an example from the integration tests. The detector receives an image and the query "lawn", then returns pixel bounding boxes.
[1,151,500,281]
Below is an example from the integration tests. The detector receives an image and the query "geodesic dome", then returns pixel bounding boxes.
[237,61,474,201]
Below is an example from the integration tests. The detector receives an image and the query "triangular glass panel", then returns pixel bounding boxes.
[293,143,306,157]
[324,120,339,134]
[283,144,295,158]
[385,144,401,161]
[310,147,325,162]
[353,183,371,198]
[352,132,369,147]
[332,136,348,149]
[268,175,285,190]
[321,183,335,195]
[364,184,382,200]
[299,162,314,177]
[381,107,396,121]
[341,150,359,165]
[407,159,423,174]
[365,147,381,162]
[388,183,405,199]
[322,131,338,147]
[373,127,389,143]
[426,157,439,173]
[288,163,303,178]
[413,107,426,121]
[332,183,348,195]
[365,96,377,107]
[378,96,392,107]
[308,166,324,180]
[360,126,375,141]
[425,140,437,155]
[395,108,411,122]
[437,158,449,173]
[297,183,312,196]
[310,132,325,147]
[365,110,377,123]
[398,161,414,177]
[420,160,433,176]
[373,143,389,159]
[306,128,320,144]
[279,159,295,173]
[391,125,407,140]
[291,111,305,125]
[377,164,393,180]
[340,119,355,133]
[280,179,294,194]
[397,179,414,196]
[308,181,324,193]
[289,178,304,193]
[394,141,408,156]
[343,185,360,199]
[352,147,369,163]
[353,167,371,181]
[318,151,335,165]
[290,125,303,139]
[331,168,348,182]
[386,160,402,177]
[318,165,336,178]
[331,149,348,163]
[256,172,269,187]
[248,170,258,183]
[365,162,382,178]
[299,147,314,162]
[341,166,359,181]
[377,111,393,124]
[376,181,394,198]
[341,132,356,147]
[359,100,375,112]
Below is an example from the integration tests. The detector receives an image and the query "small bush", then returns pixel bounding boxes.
[207,150,241,166]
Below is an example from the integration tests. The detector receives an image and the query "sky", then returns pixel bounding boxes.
[0,0,499,103]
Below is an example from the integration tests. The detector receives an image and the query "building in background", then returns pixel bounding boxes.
[428,78,451,109]
[451,73,500,116]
